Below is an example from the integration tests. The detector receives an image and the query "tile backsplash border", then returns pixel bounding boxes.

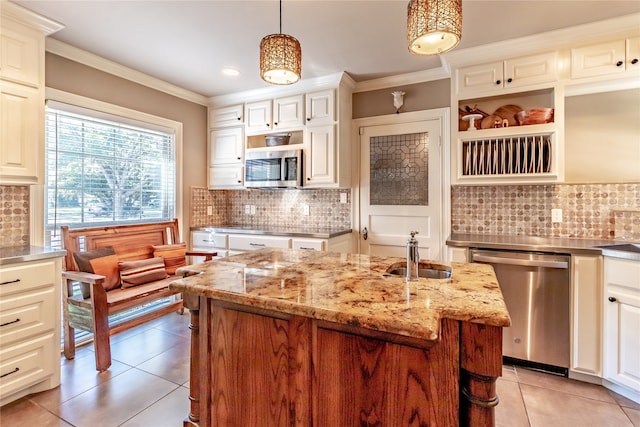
[0,185,30,247]
[451,182,640,240]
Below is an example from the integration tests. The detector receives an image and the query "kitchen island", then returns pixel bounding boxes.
[170,249,510,427]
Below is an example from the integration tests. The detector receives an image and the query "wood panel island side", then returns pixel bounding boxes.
[170,248,510,427]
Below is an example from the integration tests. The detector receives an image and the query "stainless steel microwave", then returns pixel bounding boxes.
[244,149,302,188]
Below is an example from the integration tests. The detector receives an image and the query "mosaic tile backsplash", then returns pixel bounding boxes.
[191,187,352,230]
[451,183,640,240]
[0,185,30,247]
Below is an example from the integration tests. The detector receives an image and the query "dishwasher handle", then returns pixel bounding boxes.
[472,254,569,269]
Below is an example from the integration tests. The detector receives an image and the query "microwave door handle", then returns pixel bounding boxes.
[472,254,569,269]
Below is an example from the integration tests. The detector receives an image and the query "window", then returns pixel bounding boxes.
[44,99,179,248]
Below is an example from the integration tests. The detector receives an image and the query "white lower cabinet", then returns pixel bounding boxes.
[603,256,640,397]
[228,235,291,252]
[447,246,468,263]
[570,255,602,379]
[191,231,229,262]
[0,257,62,406]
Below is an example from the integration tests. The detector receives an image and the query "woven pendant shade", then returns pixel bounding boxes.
[407,0,462,55]
[260,33,301,85]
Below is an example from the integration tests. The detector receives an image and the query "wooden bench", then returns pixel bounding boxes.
[61,219,215,371]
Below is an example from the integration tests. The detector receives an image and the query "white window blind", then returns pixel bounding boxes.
[45,101,176,248]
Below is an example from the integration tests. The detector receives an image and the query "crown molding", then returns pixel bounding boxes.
[446,13,640,69]
[353,58,451,93]
[208,71,355,107]
[2,1,64,35]
[45,38,210,106]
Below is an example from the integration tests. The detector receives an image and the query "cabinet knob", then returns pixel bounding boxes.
[608,296,617,303]
[616,60,624,67]
[237,157,241,160]
[274,122,278,126]
[237,117,241,121]
[306,118,311,121]
[495,80,501,85]
[237,180,242,183]
[507,78,513,83]
[632,58,639,65]
[307,177,310,181]
[266,123,270,127]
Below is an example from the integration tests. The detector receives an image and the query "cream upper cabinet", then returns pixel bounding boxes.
[456,52,558,98]
[603,256,640,395]
[245,95,304,134]
[305,89,334,125]
[209,127,243,166]
[0,3,62,185]
[571,37,640,80]
[304,124,335,187]
[208,164,243,190]
[210,104,243,127]
[570,255,603,379]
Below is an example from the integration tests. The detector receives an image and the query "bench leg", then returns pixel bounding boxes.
[62,279,76,360]
[91,287,112,372]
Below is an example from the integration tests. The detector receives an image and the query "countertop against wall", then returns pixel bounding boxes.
[447,233,640,261]
[0,246,67,265]
[192,225,352,239]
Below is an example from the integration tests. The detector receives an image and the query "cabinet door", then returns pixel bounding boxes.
[571,255,602,377]
[447,246,468,263]
[305,90,334,125]
[292,238,325,251]
[210,127,243,165]
[504,52,558,89]
[603,257,640,393]
[273,94,304,129]
[455,61,503,97]
[210,104,243,127]
[245,100,272,133]
[571,40,627,79]
[0,23,40,87]
[208,165,244,189]
[0,81,40,183]
[305,125,335,187]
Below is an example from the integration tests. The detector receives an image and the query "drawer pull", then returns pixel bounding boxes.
[0,278,20,286]
[0,318,20,327]
[0,367,19,378]
[299,247,316,250]
[249,243,266,247]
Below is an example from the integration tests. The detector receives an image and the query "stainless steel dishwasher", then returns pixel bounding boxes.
[470,249,571,375]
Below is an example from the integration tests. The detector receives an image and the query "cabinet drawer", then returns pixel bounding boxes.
[228,235,291,251]
[0,287,55,346]
[292,238,325,251]
[0,260,56,297]
[192,231,228,249]
[0,332,56,400]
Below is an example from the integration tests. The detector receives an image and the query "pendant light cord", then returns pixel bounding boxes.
[279,0,282,34]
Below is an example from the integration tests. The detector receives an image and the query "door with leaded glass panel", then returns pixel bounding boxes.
[359,120,443,260]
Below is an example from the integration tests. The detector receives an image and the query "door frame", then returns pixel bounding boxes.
[350,108,451,259]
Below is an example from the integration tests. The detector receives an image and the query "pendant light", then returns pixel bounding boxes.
[407,0,462,56]
[260,0,301,85]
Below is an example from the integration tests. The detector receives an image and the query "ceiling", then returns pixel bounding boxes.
[12,0,640,99]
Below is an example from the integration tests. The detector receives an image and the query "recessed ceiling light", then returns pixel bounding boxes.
[222,68,240,77]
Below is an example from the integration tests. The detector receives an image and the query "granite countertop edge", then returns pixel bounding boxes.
[0,246,67,265]
[191,225,352,239]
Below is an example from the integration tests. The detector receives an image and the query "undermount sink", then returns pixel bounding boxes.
[384,261,452,279]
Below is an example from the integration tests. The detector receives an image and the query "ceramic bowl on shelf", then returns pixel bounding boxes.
[265,133,291,146]
[515,108,554,125]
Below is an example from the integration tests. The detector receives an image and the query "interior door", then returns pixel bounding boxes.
[359,120,442,260]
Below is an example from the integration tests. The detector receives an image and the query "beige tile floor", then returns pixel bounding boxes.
[1,312,639,427]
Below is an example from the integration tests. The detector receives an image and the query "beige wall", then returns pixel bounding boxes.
[564,88,640,183]
[352,79,450,119]
[45,53,208,236]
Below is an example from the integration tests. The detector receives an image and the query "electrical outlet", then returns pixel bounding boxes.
[245,205,250,214]
[207,205,213,215]
[303,204,310,216]
[551,208,563,223]
[250,205,256,215]
[340,193,348,204]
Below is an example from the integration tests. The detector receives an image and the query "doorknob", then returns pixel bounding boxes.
[362,227,368,240]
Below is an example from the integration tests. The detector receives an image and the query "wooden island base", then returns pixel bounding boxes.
[183,297,502,427]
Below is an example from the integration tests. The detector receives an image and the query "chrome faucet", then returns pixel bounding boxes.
[406,231,420,281]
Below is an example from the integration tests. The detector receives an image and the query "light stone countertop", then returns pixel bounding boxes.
[170,248,510,343]
[0,246,66,265]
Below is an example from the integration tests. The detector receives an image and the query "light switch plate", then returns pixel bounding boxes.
[551,208,563,223]
[250,205,256,215]
[245,205,250,214]
[303,204,310,216]
[340,193,348,203]
[207,205,213,215]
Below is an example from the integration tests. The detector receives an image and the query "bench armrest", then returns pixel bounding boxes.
[62,270,105,284]
[186,250,218,261]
